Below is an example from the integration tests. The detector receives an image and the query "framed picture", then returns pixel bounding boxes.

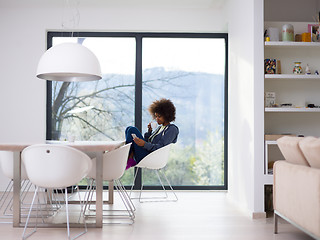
[308,24,320,42]
[308,24,318,33]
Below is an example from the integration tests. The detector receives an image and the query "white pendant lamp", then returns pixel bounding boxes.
[36,42,102,82]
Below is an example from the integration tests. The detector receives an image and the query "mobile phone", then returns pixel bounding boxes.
[131,133,137,138]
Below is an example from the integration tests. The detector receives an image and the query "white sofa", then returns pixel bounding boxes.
[274,136,320,239]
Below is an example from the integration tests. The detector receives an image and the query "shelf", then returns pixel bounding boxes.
[264,141,279,178]
[265,107,320,112]
[265,140,277,144]
[263,175,273,184]
[265,74,320,80]
[265,41,320,48]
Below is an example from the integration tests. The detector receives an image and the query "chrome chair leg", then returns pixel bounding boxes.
[0,180,13,215]
[22,186,39,240]
[129,168,139,198]
[0,180,13,210]
[155,169,169,199]
[115,180,135,221]
[83,179,95,214]
[65,187,87,240]
[159,169,178,201]
[118,179,136,212]
[130,168,178,202]
[22,186,87,240]
[84,178,135,224]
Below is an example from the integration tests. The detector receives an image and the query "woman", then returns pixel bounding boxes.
[125,98,179,169]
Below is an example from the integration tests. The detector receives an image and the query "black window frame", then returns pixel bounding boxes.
[46,31,228,190]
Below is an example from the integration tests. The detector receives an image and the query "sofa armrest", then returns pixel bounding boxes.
[274,160,320,237]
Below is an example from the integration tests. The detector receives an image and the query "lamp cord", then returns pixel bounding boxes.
[61,0,80,37]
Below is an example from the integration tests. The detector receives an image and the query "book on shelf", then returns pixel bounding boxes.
[264,59,281,74]
[265,92,275,107]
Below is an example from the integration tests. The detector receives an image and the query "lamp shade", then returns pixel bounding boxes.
[36,42,102,82]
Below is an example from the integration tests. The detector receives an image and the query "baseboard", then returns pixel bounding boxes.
[252,212,267,219]
[226,193,267,219]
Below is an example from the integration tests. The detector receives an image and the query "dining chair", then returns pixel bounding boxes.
[0,151,62,224]
[84,143,135,224]
[130,143,178,202]
[0,151,31,221]
[21,144,92,240]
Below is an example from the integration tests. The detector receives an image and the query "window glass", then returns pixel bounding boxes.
[49,33,227,188]
[142,38,226,186]
[51,37,136,184]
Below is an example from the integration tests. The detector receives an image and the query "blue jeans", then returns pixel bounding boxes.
[125,126,150,163]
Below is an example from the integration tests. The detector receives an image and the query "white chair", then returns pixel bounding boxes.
[85,143,135,224]
[0,151,61,223]
[0,151,31,220]
[130,143,178,202]
[21,144,92,240]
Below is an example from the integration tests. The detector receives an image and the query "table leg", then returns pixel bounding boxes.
[13,151,21,227]
[108,181,114,204]
[95,152,103,228]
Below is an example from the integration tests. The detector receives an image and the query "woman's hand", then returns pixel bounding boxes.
[133,137,146,147]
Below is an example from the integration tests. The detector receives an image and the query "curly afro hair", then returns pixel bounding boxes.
[148,98,176,122]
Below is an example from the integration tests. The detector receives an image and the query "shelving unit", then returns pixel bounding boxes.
[264,140,276,175]
[263,140,276,185]
[264,26,320,182]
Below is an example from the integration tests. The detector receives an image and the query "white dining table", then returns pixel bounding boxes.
[0,140,125,228]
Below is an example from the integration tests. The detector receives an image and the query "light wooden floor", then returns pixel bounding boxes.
[0,191,314,240]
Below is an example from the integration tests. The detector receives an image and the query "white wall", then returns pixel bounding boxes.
[227,0,265,216]
[253,0,265,216]
[0,0,227,188]
[264,0,319,22]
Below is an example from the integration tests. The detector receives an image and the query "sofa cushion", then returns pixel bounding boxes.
[299,136,320,169]
[277,136,309,166]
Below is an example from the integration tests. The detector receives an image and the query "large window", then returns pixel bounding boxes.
[47,32,228,190]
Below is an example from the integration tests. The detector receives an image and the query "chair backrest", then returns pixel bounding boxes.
[0,151,28,180]
[21,144,92,189]
[136,144,172,170]
[88,143,131,181]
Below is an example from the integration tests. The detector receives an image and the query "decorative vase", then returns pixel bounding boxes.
[305,64,311,75]
[282,24,294,41]
[267,27,280,41]
[293,62,302,74]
